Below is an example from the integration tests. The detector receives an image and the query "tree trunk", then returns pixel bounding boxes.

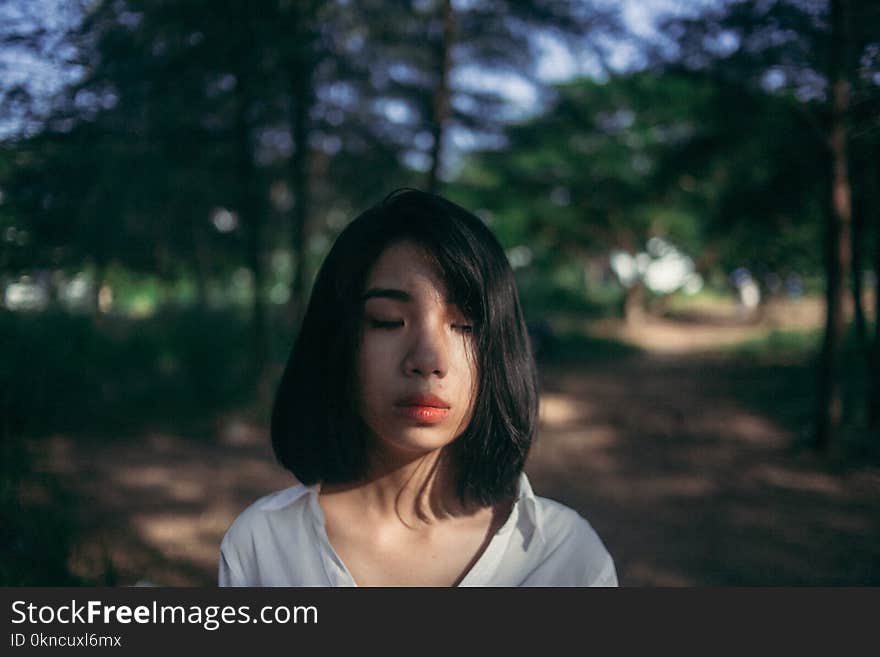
[192,218,211,311]
[288,58,313,333]
[814,0,853,450]
[233,19,266,379]
[622,281,646,325]
[426,0,454,194]
[870,238,880,432]
[92,258,107,316]
[869,143,880,432]
[850,147,868,351]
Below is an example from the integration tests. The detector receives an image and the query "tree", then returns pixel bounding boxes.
[657,0,880,448]
[346,0,619,194]
[815,0,853,448]
[2,0,620,367]
[453,71,825,322]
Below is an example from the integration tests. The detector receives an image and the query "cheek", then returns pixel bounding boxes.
[455,344,479,413]
[356,337,392,411]
[458,339,478,385]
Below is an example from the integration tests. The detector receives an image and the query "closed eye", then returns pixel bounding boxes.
[452,324,473,334]
[368,318,404,330]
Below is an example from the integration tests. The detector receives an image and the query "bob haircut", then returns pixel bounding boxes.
[271,188,538,506]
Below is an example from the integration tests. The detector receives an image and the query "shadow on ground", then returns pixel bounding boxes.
[11,309,880,586]
[531,353,879,585]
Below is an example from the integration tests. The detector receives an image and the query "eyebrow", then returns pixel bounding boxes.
[361,288,413,303]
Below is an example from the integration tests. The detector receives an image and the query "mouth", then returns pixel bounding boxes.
[393,394,451,424]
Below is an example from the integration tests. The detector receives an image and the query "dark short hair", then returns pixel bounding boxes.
[270,189,538,506]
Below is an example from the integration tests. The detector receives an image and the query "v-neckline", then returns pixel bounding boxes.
[307,487,520,587]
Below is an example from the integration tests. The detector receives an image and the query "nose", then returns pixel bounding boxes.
[403,320,448,378]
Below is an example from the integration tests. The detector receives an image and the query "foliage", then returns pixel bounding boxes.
[0,307,253,438]
[453,70,828,289]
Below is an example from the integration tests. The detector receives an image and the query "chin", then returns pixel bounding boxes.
[374,426,457,457]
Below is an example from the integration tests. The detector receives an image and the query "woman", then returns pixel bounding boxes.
[219,189,616,586]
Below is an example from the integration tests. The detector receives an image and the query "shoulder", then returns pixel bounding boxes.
[219,484,313,574]
[531,495,617,586]
[223,483,312,544]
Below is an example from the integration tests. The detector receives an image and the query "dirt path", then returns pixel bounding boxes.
[34,306,880,586]
[532,354,879,585]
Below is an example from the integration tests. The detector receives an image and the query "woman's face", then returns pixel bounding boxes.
[357,241,478,460]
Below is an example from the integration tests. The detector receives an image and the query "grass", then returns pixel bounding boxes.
[535,327,642,365]
[0,307,258,439]
[725,327,823,362]
[519,277,624,321]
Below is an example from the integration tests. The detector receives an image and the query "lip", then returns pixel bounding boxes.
[393,393,451,424]
[394,405,449,423]
[394,393,451,409]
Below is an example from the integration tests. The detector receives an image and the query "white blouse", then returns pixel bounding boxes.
[219,473,617,587]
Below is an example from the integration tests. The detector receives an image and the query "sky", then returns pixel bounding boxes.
[456,0,720,119]
[446,0,721,153]
[0,0,720,142]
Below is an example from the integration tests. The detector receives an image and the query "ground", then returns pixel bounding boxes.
[30,297,880,585]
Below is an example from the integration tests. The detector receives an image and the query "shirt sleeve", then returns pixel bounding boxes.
[586,552,618,587]
[218,543,246,587]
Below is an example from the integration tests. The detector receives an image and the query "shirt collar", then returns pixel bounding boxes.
[512,472,544,546]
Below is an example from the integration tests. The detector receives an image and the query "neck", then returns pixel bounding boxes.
[323,445,478,527]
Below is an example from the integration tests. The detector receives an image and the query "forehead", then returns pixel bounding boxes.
[364,241,448,298]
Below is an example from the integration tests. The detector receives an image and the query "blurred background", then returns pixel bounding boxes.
[1,0,878,586]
